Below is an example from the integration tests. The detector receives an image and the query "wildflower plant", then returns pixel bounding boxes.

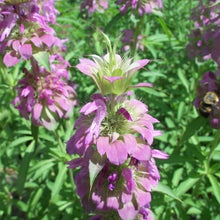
[67,34,168,219]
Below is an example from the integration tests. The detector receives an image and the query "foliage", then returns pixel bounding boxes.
[0,0,220,219]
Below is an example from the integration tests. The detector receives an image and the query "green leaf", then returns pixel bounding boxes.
[157,17,173,38]
[16,141,35,195]
[89,157,105,192]
[153,182,182,202]
[181,116,207,143]
[207,174,220,204]
[177,68,189,92]
[10,136,33,147]
[104,13,123,33]
[33,51,51,72]
[51,162,67,200]
[176,177,200,197]
[172,168,184,187]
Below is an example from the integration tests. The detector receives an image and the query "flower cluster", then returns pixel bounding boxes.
[67,35,168,219]
[0,0,63,67]
[81,0,108,14]
[121,29,145,52]
[0,0,77,129]
[187,0,220,65]
[194,71,220,129]
[116,0,163,15]
[13,57,77,130]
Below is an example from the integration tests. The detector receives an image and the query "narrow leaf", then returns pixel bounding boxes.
[153,182,182,202]
[207,174,220,204]
[176,177,200,197]
[17,141,35,194]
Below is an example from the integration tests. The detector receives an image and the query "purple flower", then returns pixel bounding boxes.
[121,29,145,52]
[67,94,162,165]
[67,148,167,220]
[76,52,150,95]
[13,57,77,130]
[0,0,64,67]
[187,0,220,64]
[117,0,163,15]
[81,0,108,14]
[37,0,59,24]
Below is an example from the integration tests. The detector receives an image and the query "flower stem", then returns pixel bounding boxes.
[208,130,220,164]
[131,16,144,57]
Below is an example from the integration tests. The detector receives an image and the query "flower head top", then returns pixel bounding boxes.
[0,0,63,67]
[116,0,163,15]
[13,57,77,130]
[37,0,59,24]
[81,0,108,14]
[194,71,220,129]
[76,33,151,95]
[187,0,220,64]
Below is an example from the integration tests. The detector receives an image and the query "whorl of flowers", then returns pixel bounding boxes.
[116,0,163,15]
[13,57,77,130]
[0,0,63,67]
[66,34,168,219]
[187,0,220,65]
[81,0,108,14]
[121,29,145,52]
[194,71,220,129]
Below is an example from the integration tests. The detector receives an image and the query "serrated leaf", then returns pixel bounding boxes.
[207,174,220,204]
[33,51,51,72]
[153,182,182,202]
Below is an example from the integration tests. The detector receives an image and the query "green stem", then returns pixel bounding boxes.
[68,169,75,193]
[207,130,220,164]
[54,129,65,153]
[131,16,144,57]
[31,123,39,150]
[54,129,76,194]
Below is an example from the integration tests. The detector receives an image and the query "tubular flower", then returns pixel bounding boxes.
[187,0,220,64]
[194,71,220,129]
[67,148,168,220]
[37,0,59,24]
[116,0,163,15]
[0,0,63,67]
[81,0,108,14]
[13,57,77,130]
[67,93,161,165]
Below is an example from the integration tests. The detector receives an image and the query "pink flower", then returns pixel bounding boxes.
[67,148,168,220]
[67,94,161,165]
[0,0,64,67]
[81,0,108,14]
[121,29,145,52]
[117,0,163,15]
[76,53,150,95]
[13,57,77,130]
